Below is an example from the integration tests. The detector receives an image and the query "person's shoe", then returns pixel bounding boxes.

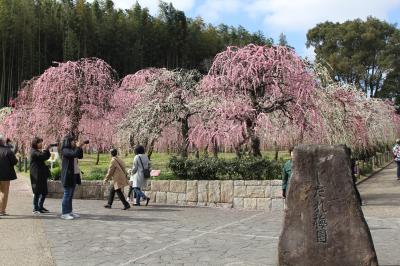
[32,210,41,215]
[60,214,74,220]
[104,204,112,209]
[122,205,131,210]
[0,212,8,216]
[70,212,80,218]
[145,198,150,206]
[39,208,50,213]
[132,203,140,206]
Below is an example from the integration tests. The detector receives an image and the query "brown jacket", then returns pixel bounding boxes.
[104,157,129,190]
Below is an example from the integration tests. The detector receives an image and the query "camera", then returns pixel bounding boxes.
[83,140,90,144]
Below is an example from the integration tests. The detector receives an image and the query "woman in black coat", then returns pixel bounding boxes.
[30,137,51,214]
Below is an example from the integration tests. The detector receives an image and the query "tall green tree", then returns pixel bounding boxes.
[0,0,273,107]
[307,17,400,97]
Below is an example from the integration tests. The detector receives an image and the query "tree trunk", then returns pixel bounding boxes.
[203,144,209,158]
[212,140,218,158]
[235,145,243,158]
[95,149,100,165]
[274,141,279,161]
[70,98,81,136]
[147,138,156,160]
[180,117,190,158]
[246,118,262,157]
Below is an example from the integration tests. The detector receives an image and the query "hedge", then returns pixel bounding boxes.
[168,156,284,180]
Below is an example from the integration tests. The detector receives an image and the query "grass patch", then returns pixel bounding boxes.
[19,151,292,180]
[78,151,291,180]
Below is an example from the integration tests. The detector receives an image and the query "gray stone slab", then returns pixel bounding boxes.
[279,145,378,266]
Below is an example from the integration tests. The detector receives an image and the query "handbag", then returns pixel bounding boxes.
[138,156,151,179]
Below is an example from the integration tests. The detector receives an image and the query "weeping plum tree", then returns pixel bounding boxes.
[310,63,400,154]
[114,68,166,155]
[0,58,118,153]
[254,63,400,155]
[195,44,316,157]
[0,78,38,153]
[117,68,202,158]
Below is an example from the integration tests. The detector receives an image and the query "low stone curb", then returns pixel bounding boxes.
[356,160,394,185]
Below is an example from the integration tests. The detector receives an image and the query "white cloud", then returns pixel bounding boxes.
[196,0,242,22]
[246,0,399,33]
[193,0,399,56]
[108,0,196,14]
[92,0,399,32]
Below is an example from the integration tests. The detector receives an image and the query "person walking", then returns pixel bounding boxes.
[130,145,150,206]
[282,148,293,199]
[30,137,51,214]
[393,139,400,180]
[0,134,18,216]
[60,135,87,220]
[103,148,130,210]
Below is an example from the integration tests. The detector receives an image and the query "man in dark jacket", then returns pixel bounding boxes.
[60,135,87,220]
[0,134,18,216]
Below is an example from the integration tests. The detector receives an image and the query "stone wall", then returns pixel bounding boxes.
[47,179,285,210]
[47,180,107,200]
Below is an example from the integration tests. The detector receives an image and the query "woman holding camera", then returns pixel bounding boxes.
[60,135,88,220]
[30,137,51,214]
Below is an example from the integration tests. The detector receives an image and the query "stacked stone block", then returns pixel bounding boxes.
[47,179,284,210]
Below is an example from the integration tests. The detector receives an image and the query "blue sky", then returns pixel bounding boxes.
[108,0,400,58]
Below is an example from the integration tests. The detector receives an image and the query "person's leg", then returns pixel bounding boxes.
[69,185,76,214]
[115,189,129,208]
[133,187,142,205]
[138,188,150,206]
[0,181,10,214]
[397,161,400,179]
[138,188,148,200]
[62,187,73,215]
[107,185,116,206]
[127,186,133,199]
[39,194,47,210]
[33,193,40,211]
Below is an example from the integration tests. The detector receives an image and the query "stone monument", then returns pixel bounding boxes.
[278,145,378,266]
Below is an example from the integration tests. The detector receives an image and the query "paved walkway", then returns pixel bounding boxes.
[0,176,54,266]
[358,163,400,266]
[0,164,399,266]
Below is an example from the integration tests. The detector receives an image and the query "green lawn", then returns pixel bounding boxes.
[78,152,172,180]
[78,151,291,180]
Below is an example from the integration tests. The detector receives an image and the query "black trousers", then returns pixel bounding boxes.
[33,193,46,210]
[107,186,129,207]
